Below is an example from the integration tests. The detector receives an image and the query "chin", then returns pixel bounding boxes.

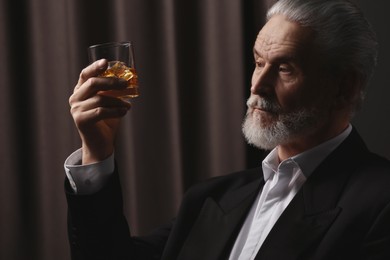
[242,107,322,150]
[242,112,283,150]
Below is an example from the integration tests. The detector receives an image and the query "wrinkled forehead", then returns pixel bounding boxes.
[254,15,317,58]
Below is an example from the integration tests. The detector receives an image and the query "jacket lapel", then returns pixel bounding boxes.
[177,178,263,260]
[256,128,368,259]
[255,188,343,260]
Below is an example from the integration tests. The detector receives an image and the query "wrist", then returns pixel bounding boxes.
[82,144,114,164]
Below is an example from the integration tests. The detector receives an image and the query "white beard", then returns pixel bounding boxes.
[242,95,322,150]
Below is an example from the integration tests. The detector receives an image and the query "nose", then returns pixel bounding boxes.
[250,64,275,97]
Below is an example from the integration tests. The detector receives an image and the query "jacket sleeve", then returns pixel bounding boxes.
[65,168,171,260]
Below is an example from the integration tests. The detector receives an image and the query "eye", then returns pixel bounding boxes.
[279,64,293,74]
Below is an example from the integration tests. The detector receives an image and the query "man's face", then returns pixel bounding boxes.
[243,15,337,150]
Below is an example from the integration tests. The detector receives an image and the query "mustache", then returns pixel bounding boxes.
[246,96,281,114]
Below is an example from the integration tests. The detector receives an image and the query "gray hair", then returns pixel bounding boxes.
[267,0,378,112]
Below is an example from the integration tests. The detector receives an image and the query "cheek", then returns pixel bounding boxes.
[274,82,307,111]
[300,68,337,105]
[278,76,333,111]
[306,79,336,108]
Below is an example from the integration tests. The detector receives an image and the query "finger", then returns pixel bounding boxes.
[74,94,132,113]
[81,106,130,125]
[70,77,129,103]
[77,59,108,87]
[73,104,131,129]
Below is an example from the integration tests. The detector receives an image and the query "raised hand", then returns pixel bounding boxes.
[69,59,132,164]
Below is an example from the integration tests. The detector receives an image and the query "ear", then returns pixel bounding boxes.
[333,71,361,110]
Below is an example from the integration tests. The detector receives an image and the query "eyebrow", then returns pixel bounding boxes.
[253,48,260,58]
[253,47,298,64]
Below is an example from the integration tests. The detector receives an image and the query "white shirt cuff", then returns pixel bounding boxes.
[64,148,115,194]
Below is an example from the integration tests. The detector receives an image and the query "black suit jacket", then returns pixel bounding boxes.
[66,129,390,259]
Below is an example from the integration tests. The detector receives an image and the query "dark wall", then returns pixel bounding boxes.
[353,0,390,159]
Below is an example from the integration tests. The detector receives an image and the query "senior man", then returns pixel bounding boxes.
[65,0,390,259]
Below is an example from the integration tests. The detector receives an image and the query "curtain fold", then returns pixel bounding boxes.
[1,0,252,259]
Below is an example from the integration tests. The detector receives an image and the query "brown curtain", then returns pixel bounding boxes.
[0,0,269,259]
[0,0,388,259]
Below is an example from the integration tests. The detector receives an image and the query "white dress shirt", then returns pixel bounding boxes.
[228,125,352,260]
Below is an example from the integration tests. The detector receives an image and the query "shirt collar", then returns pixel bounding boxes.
[262,124,352,180]
[262,148,280,181]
